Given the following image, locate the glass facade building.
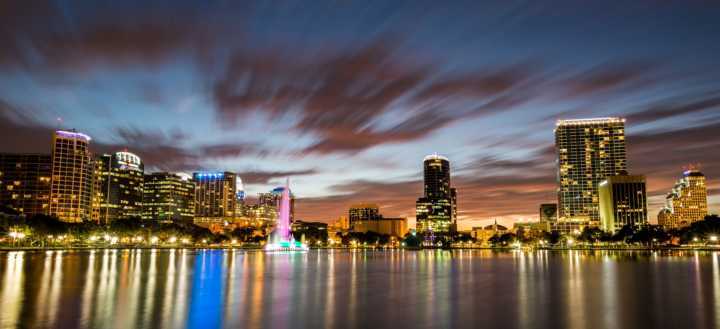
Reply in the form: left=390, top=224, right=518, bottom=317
left=555, top=118, right=627, bottom=225
left=49, top=130, right=94, bottom=222
left=142, top=172, right=195, bottom=224
left=416, top=154, right=455, bottom=237
left=93, top=152, right=144, bottom=224
left=193, top=171, right=237, bottom=222
left=0, top=153, right=52, bottom=216
left=599, top=174, right=647, bottom=233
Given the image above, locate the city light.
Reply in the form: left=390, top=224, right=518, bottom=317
left=169, top=236, right=178, bottom=243
left=710, top=236, right=718, bottom=242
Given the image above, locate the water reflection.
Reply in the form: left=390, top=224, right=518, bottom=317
left=1, top=250, right=720, bottom=328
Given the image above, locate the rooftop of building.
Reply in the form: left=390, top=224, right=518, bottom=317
left=55, top=130, right=92, bottom=141
left=423, top=153, right=449, bottom=162
left=555, top=117, right=625, bottom=126
left=349, top=203, right=379, bottom=209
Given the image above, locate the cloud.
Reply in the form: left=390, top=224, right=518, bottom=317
left=625, top=93, right=720, bottom=125
left=240, top=169, right=318, bottom=185
left=213, top=42, right=545, bottom=154
left=560, top=62, right=656, bottom=97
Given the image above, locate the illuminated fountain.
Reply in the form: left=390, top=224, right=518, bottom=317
left=264, top=180, right=308, bottom=251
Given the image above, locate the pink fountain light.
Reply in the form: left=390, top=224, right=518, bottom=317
left=265, top=179, right=308, bottom=251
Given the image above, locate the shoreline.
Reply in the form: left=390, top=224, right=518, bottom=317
left=2, top=246, right=720, bottom=252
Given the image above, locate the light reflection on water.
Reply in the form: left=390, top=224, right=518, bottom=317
left=1, top=250, right=720, bottom=328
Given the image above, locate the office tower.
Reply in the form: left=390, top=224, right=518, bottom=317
left=416, top=154, right=454, bottom=237
left=658, top=170, right=709, bottom=229
left=0, top=153, right=52, bottom=216
left=424, top=154, right=450, bottom=199
left=539, top=203, right=558, bottom=222
left=93, top=152, right=144, bottom=224
left=599, top=174, right=647, bottom=233
left=142, top=172, right=195, bottom=224
left=555, top=118, right=627, bottom=225
left=193, top=171, right=237, bottom=222
left=49, top=130, right=94, bottom=222
left=349, top=203, right=381, bottom=230
left=235, top=176, right=245, bottom=217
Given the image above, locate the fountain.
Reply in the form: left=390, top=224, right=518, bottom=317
left=264, top=180, right=308, bottom=251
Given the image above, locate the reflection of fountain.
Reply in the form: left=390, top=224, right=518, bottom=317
left=265, top=180, right=308, bottom=251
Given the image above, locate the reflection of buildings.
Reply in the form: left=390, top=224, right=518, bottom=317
left=193, top=172, right=237, bottom=223
left=416, top=154, right=455, bottom=237
left=94, top=152, right=145, bottom=224
left=555, top=118, right=627, bottom=226
left=50, top=130, right=95, bottom=222
left=599, top=174, right=647, bottom=233
left=0, top=153, right=52, bottom=216
left=539, top=204, right=557, bottom=222
left=142, top=172, right=195, bottom=224
left=348, top=203, right=407, bottom=237
left=658, top=170, right=708, bottom=229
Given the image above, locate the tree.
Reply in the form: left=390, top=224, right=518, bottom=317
left=402, top=233, right=421, bottom=248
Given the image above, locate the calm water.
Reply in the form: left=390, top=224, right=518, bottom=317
left=1, top=249, right=720, bottom=329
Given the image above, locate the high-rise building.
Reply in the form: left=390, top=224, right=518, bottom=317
left=193, top=171, right=237, bottom=223
left=49, top=130, right=94, bottom=222
left=142, top=172, right=195, bottom=224
left=94, top=152, right=144, bottom=224
left=416, top=154, right=454, bottom=237
left=259, top=187, right=296, bottom=221
left=539, top=203, right=558, bottom=222
left=658, top=170, right=708, bottom=229
left=599, top=174, right=647, bottom=233
left=349, top=203, right=381, bottom=230
left=555, top=118, right=627, bottom=225
left=0, top=153, right=52, bottom=216
left=424, top=154, right=451, bottom=199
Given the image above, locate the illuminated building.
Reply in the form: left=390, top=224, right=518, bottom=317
left=352, top=217, right=408, bottom=237
left=49, top=130, right=94, bottom=222
left=329, top=216, right=350, bottom=232
left=94, top=152, right=144, bottom=224
left=555, top=118, right=627, bottom=225
left=349, top=203, right=380, bottom=229
left=193, top=171, right=237, bottom=223
left=598, top=174, right=647, bottom=233
left=658, top=170, right=708, bottom=229
left=550, top=220, right=587, bottom=236
left=513, top=221, right=551, bottom=240
left=259, top=187, right=296, bottom=221
left=471, top=221, right=508, bottom=245
left=539, top=204, right=557, bottom=222
left=0, top=153, right=52, bottom=216
left=416, top=154, right=454, bottom=237
left=142, top=172, right=195, bottom=224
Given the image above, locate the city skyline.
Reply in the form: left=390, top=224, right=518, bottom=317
left=2, top=1, right=720, bottom=229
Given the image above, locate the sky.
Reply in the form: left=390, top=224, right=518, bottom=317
left=1, top=0, right=719, bottom=229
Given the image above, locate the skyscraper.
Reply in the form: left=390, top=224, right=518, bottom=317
left=599, top=174, right=647, bottom=233
left=49, top=130, right=94, bottom=222
left=0, top=153, right=52, bottom=216
left=555, top=118, right=627, bottom=225
left=142, top=172, right=195, bottom=224
left=416, top=154, right=454, bottom=238
left=658, top=170, right=708, bottom=229
left=193, top=171, right=237, bottom=223
left=94, top=151, right=144, bottom=224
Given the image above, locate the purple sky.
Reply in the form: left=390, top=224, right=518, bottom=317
left=1, top=0, right=719, bottom=229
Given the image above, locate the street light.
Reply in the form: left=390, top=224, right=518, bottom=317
left=710, top=235, right=718, bottom=242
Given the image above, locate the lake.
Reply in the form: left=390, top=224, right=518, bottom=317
left=1, top=249, right=719, bottom=329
